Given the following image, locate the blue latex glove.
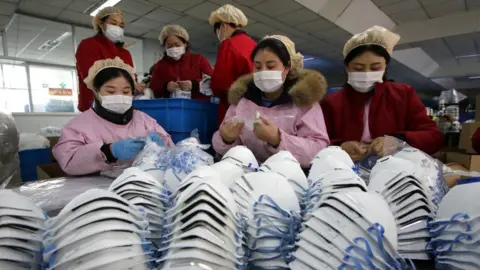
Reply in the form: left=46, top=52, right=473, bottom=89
left=111, top=139, right=146, bottom=160
left=148, top=132, right=164, bottom=146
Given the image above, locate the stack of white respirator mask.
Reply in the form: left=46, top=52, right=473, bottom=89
left=304, top=146, right=367, bottom=221
left=0, top=190, right=46, bottom=269
left=42, top=189, right=153, bottom=270
left=427, top=179, right=480, bottom=270
left=109, top=167, right=170, bottom=249
left=369, top=153, right=436, bottom=260
left=290, top=191, right=412, bottom=270
left=158, top=166, right=246, bottom=270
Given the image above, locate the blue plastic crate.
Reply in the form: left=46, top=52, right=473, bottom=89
left=19, top=148, right=52, bottom=182
left=134, top=99, right=219, bottom=144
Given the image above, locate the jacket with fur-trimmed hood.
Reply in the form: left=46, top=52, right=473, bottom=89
left=212, top=69, right=330, bottom=168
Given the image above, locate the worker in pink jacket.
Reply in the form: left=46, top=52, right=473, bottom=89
left=212, top=35, right=330, bottom=168
left=54, top=57, right=174, bottom=176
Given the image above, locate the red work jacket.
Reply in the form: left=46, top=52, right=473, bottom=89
left=76, top=34, right=134, bottom=112
left=321, top=81, right=444, bottom=155
left=210, top=30, right=257, bottom=125
left=149, top=50, right=213, bottom=102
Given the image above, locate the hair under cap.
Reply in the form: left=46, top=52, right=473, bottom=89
left=262, top=35, right=304, bottom=75
left=159, top=25, right=189, bottom=45
left=343, top=26, right=400, bottom=58
left=84, top=57, right=136, bottom=92
left=92, top=6, right=123, bottom=31
left=208, top=4, right=248, bottom=27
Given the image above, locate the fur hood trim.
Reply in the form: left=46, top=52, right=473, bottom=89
left=228, top=69, right=327, bottom=106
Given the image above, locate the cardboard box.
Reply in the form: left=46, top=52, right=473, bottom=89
left=46, top=136, right=60, bottom=162
left=446, top=152, right=480, bottom=171
left=459, top=122, right=480, bottom=153
left=37, top=163, right=67, bottom=180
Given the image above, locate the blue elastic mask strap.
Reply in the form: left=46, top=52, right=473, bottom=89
left=340, top=255, right=365, bottom=270
left=254, top=195, right=291, bottom=218
left=427, top=212, right=470, bottom=237
left=344, top=245, right=376, bottom=270
left=368, top=223, right=401, bottom=269
left=426, top=233, right=472, bottom=253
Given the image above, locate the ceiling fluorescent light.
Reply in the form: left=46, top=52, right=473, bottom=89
left=56, top=32, right=71, bottom=42
left=468, top=76, right=480, bottom=80
left=455, top=54, right=480, bottom=59
left=88, top=0, right=122, bottom=16
left=303, top=57, right=315, bottom=62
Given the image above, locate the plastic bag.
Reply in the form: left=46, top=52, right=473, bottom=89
left=19, top=133, right=49, bottom=151
left=0, top=112, right=19, bottom=187
left=134, top=88, right=154, bottom=100
left=439, top=89, right=466, bottom=104
left=100, top=163, right=132, bottom=179
left=163, top=130, right=214, bottom=191
left=382, top=136, right=449, bottom=211
left=133, top=136, right=170, bottom=183
left=171, top=90, right=191, bottom=99
left=230, top=112, right=296, bottom=131
left=14, top=176, right=113, bottom=215
left=40, top=126, right=61, bottom=137
left=199, top=74, right=213, bottom=96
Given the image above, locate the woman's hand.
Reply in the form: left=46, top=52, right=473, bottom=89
left=167, top=81, right=180, bottom=92
left=341, top=141, right=367, bottom=161
left=148, top=132, right=164, bottom=146
left=111, top=139, right=145, bottom=160
left=220, top=121, right=244, bottom=144
left=179, top=80, right=192, bottom=91
left=254, top=116, right=280, bottom=147
left=368, top=136, right=398, bottom=157
left=135, top=82, right=146, bottom=94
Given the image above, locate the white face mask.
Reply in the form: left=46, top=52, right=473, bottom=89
left=166, top=46, right=186, bottom=61
left=347, top=71, right=384, bottom=93
left=216, top=25, right=226, bottom=43
left=104, top=24, right=124, bottom=44
left=253, top=70, right=285, bottom=93
left=100, top=95, right=132, bottom=114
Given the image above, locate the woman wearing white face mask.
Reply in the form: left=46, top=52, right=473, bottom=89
left=322, top=26, right=443, bottom=161
left=212, top=35, right=330, bottom=168
left=53, top=58, right=174, bottom=176
left=149, top=25, right=213, bottom=102
left=76, top=7, right=146, bottom=113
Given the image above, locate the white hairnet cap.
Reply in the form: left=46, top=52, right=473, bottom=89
left=92, top=6, right=123, bottom=31
left=84, top=57, right=136, bottom=92
left=343, top=26, right=401, bottom=58
left=159, top=25, right=190, bottom=45
left=209, top=4, right=248, bottom=27
left=262, top=35, right=304, bottom=75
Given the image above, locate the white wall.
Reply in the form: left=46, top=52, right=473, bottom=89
left=12, top=113, right=77, bottom=133
left=142, top=38, right=163, bottom=75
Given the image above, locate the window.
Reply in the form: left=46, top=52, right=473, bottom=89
left=0, top=14, right=146, bottom=114
left=29, top=65, right=77, bottom=112
left=0, top=35, right=4, bottom=56
left=0, top=63, right=30, bottom=113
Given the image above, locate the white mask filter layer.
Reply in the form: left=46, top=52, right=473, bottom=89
left=348, top=71, right=384, bottom=93
left=254, top=70, right=285, bottom=93
left=166, top=47, right=186, bottom=61
left=100, top=95, right=133, bottom=114
left=104, top=24, right=125, bottom=44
